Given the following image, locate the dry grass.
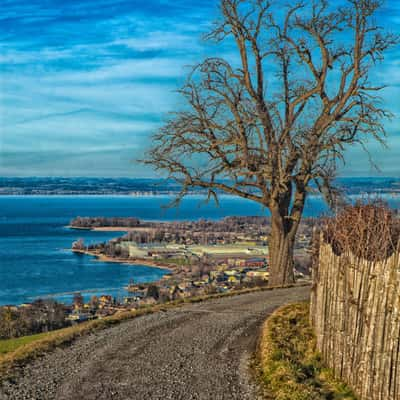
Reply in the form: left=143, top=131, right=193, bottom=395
left=0, top=282, right=309, bottom=380
left=258, top=303, right=357, bottom=400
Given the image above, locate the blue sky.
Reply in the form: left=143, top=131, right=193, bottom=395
left=0, top=0, right=399, bottom=177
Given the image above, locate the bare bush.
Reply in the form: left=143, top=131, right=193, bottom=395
left=323, top=200, right=400, bottom=261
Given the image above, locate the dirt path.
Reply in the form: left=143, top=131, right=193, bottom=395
left=0, top=286, right=310, bottom=400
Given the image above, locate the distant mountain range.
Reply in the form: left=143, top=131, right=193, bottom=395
left=0, top=177, right=399, bottom=196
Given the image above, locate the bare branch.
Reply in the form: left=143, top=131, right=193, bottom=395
left=143, top=0, right=398, bottom=284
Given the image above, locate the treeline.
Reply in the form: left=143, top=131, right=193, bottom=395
left=73, top=215, right=315, bottom=252
left=121, top=230, right=247, bottom=245
left=88, top=241, right=130, bottom=259
left=121, top=216, right=271, bottom=245
left=70, top=215, right=271, bottom=231
left=72, top=216, right=274, bottom=248
left=0, top=300, right=69, bottom=340
left=70, top=216, right=141, bottom=228
left=70, top=215, right=315, bottom=239
left=154, top=216, right=271, bottom=234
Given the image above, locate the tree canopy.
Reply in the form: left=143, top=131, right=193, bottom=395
left=145, top=0, right=398, bottom=285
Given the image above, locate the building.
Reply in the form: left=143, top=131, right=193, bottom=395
left=189, top=244, right=268, bottom=257
left=245, top=269, right=269, bottom=281
left=227, top=275, right=240, bottom=284
left=99, top=295, right=113, bottom=307
left=67, top=311, right=94, bottom=322
left=244, top=257, right=269, bottom=268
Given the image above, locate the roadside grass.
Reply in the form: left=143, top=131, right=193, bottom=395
left=258, top=302, right=357, bottom=400
left=0, top=282, right=309, bottom=380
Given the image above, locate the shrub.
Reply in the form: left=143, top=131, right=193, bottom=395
left=323, top=200, right=400, bottom=261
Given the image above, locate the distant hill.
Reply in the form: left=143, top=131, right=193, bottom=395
left=0, top=177, right=183, bottom=195
left=0, top=176, right=399, bottom=196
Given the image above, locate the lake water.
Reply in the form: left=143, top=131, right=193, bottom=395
left=1, top=194, right=399, bottom=305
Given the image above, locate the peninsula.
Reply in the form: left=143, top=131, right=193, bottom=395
left=69, top=215, right=312, bottom=317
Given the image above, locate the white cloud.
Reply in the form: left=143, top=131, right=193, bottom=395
left=113, top=31, right=201, bottom=52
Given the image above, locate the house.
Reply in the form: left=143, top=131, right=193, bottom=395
left=170, top=285, right=188, bottom=300
left=244, top=257, right=268, bottom=268
left=123, top=296, right=141, bottom=304
left=246, top=269, right=269, bottom=281
left=224, top=269, right=239, bottom=276
left=227, top=275, right=240, bottom=284
left=67, top=311, right=94, bottom=322
left=122, top=243, right=148, bottom=258
left=210, top=270, right=224, bottom=280
left=99, top=295, right=113, bottom=307
left=216, top=285, right=229, bottom=293
left=193, top=280, right=208, bottom=287
left=178, top=281, right=193, bottom=291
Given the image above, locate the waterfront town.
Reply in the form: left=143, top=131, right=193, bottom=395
left=68, top=216, right=312, bottom=319
left=0, top=216, right=312, bottom=339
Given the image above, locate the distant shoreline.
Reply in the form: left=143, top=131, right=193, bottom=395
left=67, top=225, right=155, bottom=232
left=68, top=225, right=129, bottom=232
left=0, top=192, right=212, bottom=197
left=72, top=249, right=174, bottom=273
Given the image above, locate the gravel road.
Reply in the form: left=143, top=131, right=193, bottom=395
left=0, top=286, right=310, bottom=400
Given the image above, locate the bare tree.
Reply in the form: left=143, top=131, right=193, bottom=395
left=145, top=0, right=398, bottom=285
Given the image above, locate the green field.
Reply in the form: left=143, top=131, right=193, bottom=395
left=0, top=332, right=51, bottom=355
left=159, top=257, right=191, bottom=266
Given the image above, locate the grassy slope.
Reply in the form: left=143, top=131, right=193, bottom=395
left=258, top=303, right=357, bottom=400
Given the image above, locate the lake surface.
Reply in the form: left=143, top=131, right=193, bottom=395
left=1, top=194, right=399, bottom=305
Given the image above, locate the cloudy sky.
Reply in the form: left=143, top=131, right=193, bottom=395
left=0, top=0, right=399, bottom=177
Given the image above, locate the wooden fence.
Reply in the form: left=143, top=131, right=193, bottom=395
left=310, top=235, right=400, bottom=400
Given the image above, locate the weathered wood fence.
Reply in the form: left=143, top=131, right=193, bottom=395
left=310, top=235, right=400, bottom=400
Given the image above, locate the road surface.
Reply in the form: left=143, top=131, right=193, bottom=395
left=0, top=286, right=310, bottom=400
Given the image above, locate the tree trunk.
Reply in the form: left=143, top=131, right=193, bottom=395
left=268, top=212, right=296, bottom=286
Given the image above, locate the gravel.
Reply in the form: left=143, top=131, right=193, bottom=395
left=0, top=286, right=310, bottom=400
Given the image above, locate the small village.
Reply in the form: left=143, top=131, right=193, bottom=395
left=68, top=216, right=312, bottom=322
left=67, top=254, right=273, bottom=323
